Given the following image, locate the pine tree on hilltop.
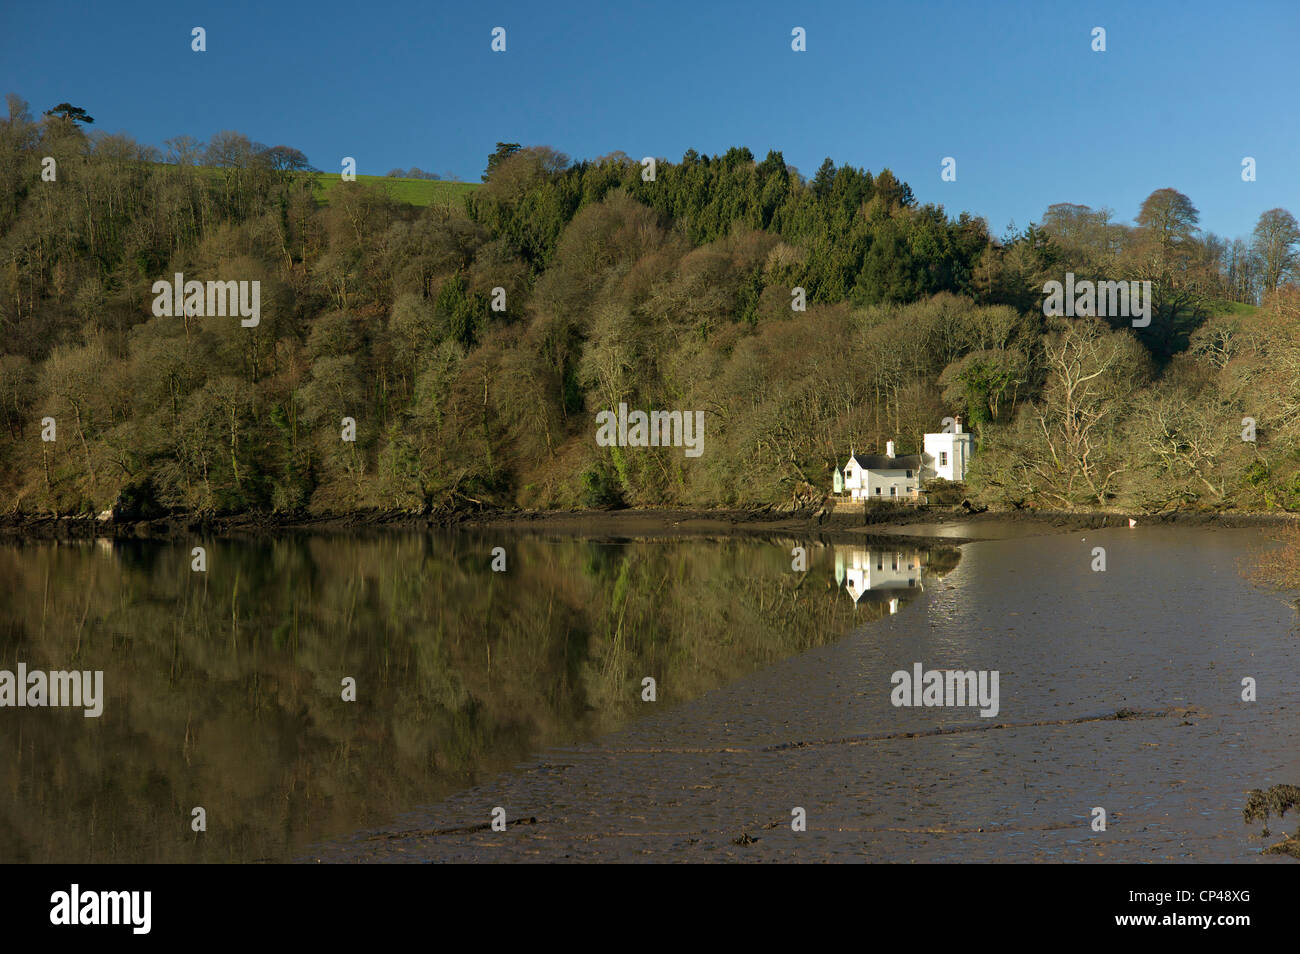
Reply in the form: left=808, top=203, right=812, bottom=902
left=44, top=103, right=94, bottom=125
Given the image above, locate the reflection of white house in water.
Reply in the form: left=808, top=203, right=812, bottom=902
left=834, top=546, right=925, bottom=612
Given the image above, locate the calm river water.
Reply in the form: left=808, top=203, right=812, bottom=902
left=1, top=526, right=1295, bottom=862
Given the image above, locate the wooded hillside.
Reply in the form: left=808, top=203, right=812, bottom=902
left=2, top=97, right=1298, bottom=516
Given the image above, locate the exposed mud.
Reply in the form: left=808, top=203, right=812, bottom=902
left=305, top=527, right=1300, bottom=863
left=1243, top=784, right=1300, bottom=857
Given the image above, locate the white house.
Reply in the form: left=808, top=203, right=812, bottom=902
left=834, top=418, right=975, bottom=499
left=922, top=416, right=975, bottom=483
left=836, top=441, right=922, bottom=500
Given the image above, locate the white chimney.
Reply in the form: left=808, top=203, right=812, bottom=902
left=954, top=416, right=963, bottom=434
left=886, top=440, right=895, bottom=458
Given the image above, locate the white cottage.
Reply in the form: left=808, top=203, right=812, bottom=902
left=837, top=441, right=922, bottom=500
left=834, top=418, right=976, bottom=500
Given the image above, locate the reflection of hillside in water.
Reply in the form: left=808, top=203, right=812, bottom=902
left=0, top=533, right=959, bottom=863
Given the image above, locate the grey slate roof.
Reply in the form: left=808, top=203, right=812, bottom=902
left=849, top=453, right=923, bottom=471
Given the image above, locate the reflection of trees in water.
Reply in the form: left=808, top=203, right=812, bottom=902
left=0, top=534, right=958, bottom=862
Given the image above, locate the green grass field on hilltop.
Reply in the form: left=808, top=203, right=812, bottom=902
left=1204, top=298, right=1259, bottom=318
left=311, top=173, right=478, bottom=207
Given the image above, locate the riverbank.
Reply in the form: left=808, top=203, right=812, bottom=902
left=2, top=505, right=1296, bottom=545
left=458, top=505, right=1298, bottom=544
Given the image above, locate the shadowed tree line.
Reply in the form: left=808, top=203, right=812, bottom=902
left=1, top=95, right=1298, bottom=516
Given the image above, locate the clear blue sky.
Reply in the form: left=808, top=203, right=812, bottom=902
left=3, top=0, right=1297, bottom=241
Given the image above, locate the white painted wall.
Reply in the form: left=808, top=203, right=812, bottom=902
left=843, top=457, right=919, bottom=498
left=923, top=432, right=975, bottom=482
left=843, top=459, right=865, bottom=494
left=864, top=468, right=917, bottom=499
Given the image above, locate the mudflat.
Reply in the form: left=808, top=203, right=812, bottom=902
left=308, top=526, right=1300, bottom=863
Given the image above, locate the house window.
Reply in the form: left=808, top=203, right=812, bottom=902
left=875, top=487, right=881, bottom=495
left=940, top=451, right=948, bottom=467
left=906, top=470, right=912, bottom=478
left=890, top=486, right=897, bottom=496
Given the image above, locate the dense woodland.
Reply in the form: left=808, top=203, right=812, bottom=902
left=3, top=94, right=1300, bottom=516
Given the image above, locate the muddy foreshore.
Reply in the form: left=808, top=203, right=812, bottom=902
left=1, top=504, right=1296, bottom=546
left=300, top=524, right=1300, bottom=863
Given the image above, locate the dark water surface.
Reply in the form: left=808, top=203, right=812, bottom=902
left=3, top=527, right=1296, bottom=863
left=0, top=533, right=941, bottom=862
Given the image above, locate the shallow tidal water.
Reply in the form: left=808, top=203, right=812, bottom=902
left=1, top=526, right=1296, bottom=863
